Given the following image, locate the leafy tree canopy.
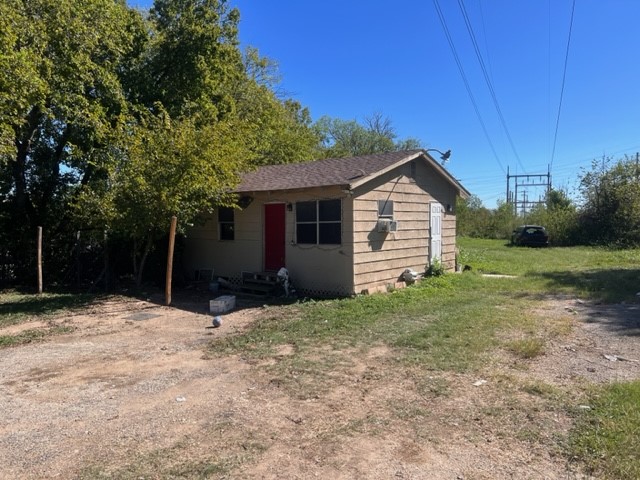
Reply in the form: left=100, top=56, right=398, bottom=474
left=314, top=112, right=423, bottom=158
left=0, top=0, right=323, bottom=285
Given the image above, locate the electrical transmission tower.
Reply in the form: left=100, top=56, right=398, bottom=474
left=506, top=166, right=552, bottom=216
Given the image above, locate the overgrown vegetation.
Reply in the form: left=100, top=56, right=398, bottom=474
left=571, top=381, right=640, bottom=480
left=457, top=155, right=640, bottom=247
left=210, top=238, right=640, bottom=476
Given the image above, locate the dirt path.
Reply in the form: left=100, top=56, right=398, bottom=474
left=1, top=295, right=638, bottom=479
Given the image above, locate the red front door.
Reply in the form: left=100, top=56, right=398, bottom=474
left=264, top=203, right=286, bottom=271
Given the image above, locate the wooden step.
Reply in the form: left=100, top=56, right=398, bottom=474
left=240, top=271, right=279, bottom=296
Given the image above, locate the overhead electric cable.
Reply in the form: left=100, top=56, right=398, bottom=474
left=477, top=0, right=493, bottom=80
left=457, top=0, right=527, bottom=173
left=550, top=0, right=576, bottom=170
left=432, top=0, right=506, bottom=174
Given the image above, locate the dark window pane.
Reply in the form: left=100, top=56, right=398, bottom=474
left=319, top=222, right=341, bottom=244
left=297, top=223, right=317, bottom=244
left=378, top=200, right=393, bottom=217
left=220, top=223, right=234, bottom=241
left=296, top=201, right=317, bottom=222
left=319, top=199, right=341, bottom=221
left=219, top=207, right=234, bottom=222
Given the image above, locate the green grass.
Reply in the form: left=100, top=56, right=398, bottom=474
left=0, top=290, right=97, bottom=347
left=0, top=290, right=97, bottom=328
left=570, top=381, right=640, bottom=479
left=507, top=337, right=546, bottom=359
left=215, top=239, right=639, bottom=372
left=0, top=326, right=75, bottom=347
left=211, top=238, right=640, bottom=475
left=458, top=237, right=640, bottom=302
left=215, top=274, right=525, bottom=372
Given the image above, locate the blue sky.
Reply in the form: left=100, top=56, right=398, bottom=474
left=129, top=1, right=640, bottom=208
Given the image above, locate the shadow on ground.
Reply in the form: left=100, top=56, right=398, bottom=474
left=578, top=302, right=640, bottom=337
left=528, top=268, right=640, bottom=337
left=530, top=268, right=640, bottom=303
left=0, top=291, right=101, bottom=325
left=143, top=286, right=295, bottom=317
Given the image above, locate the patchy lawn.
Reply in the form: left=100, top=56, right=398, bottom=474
left=1, top=240, right=639, bottom=479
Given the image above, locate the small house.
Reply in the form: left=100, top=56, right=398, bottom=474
left=183, top=149, right=470, bottom=296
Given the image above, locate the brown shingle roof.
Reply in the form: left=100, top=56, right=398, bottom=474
left=236, top=150, right=424, bottom=192
left=235, top=149, right=470, bottom=198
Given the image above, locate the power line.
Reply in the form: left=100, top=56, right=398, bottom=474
left=432, top=0, right=506, bottom=174
left=550, top=0, right=576, bottom=170
left=457, top=0, right=526, bottom=173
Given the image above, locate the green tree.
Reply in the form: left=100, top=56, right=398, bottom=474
left=0, top=0, right=145, bottom=279
left=526, top=188, right=578, bottom=246
left=76, top=108, right=251, bottom=286
left=456, top=196, right=516, bottom=240
left=74, top=0, right=321, bottom=286
left=132, top=0, right=243, bottom=119
left=578, top=155, right=640, bottom=246
left=489, top=200, right=517, bottom=239
left=233, top=48, right=320, bottom=165
left=315, top=113, right=422, bottom=158
left=456, top=195, right=490, bottom=237
left=1, top=0, right=323, bottom=287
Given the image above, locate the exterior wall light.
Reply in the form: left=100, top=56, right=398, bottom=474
left=425, top=148, right=452, bottom=166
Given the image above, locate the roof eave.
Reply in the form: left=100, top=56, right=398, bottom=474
left=234, top=183, right=352, bottom=195
left=349, top=150, right=470, bottom=198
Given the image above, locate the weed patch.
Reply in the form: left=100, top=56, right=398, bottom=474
left=0, top=325, right=74, bottom=348
left=0, top=291, right=97, bottom=328
left=508, top=337, right=546, bottom=359
left=570, top=381, right=640, bottom=479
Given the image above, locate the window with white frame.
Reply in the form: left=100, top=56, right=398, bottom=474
left=296, top=199, right=341, bottom=245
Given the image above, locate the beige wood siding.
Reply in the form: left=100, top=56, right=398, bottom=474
left=184, top=158, right=461, bottom=297
left=182, top=205, right=263, bottom=278
left=183, top=186, right=354, bottom=296
left=351, top=161, right=458, bottom=294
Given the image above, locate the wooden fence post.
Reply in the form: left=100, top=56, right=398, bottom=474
left=37, top=226, right=43, bottom=294
left=104, top=230, right=109, bottom=292
left=165, top=216, right=178, bottom=306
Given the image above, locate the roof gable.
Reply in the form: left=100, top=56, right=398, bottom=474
left=236, top=150, right=469, bottom=197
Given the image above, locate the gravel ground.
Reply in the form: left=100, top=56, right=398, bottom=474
left=1, top=294, right=639, bottom=479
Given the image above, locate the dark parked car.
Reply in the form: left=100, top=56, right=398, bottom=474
left=511, top=225, right=549, bottom=247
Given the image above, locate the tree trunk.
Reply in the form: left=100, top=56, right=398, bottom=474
left=11, top=106, right=42, bottom=217
left=135, top=235, right=154, bottom=288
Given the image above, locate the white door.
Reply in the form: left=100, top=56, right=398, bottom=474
left=429, top=203, right=442, bottom=265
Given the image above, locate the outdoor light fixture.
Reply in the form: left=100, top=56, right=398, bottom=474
left=425, top=148, right=452, bottom=166
left=237, top=195, right=253, bottom=209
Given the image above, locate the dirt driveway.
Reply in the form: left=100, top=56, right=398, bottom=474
left=1, top=294, right=639, bottom=479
